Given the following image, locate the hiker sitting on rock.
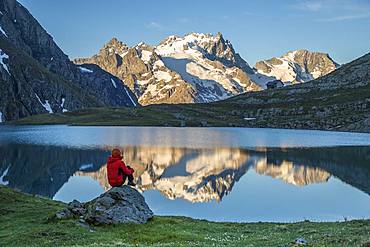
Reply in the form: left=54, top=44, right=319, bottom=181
left=107, top=148, right=136, bottom=187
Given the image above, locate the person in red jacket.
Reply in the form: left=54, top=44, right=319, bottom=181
left=107, top=148, right=136, bottom=187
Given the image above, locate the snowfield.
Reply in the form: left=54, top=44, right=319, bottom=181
left=110, top=78, right=117, bottom=88
left=35, top=94, right=53, bottom=114
left=0, top=49, right=10, bottom=75
left=0, top=25, right=8, bottom=37
left=0, top=166, right=10, bottom=185
left=124, top=87, right=137, bottom=107
left=78, top=66, right=93, bottom=73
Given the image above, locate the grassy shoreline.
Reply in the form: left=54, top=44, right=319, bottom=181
left=8, top=83, right=370, bottom=133
left=1, top=186, right=370, bottom=246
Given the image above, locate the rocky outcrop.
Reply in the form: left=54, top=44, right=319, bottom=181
left=0, top=0, right=138, bottom=121
left=56, top=186, right=153, bottom=225
left=255, top=49, right=339, bottom=84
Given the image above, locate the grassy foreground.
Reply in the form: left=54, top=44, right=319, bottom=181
left=1, top=186, right=370, bottom=246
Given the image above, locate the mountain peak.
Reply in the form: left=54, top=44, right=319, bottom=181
left=100, top=37, right=129, bottom=55
left=104, top=37, right=127, bottom=48
left=255, top=49, right=339, bottom=84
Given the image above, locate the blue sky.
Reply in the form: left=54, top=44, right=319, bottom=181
left=19, top=0, right=370, bottom=65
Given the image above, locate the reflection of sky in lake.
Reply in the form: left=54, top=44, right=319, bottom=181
left=145, top=171, right=370, bottom=223
left=53, top=176, right=104, bottom=203
left=1, top=125, right=370, bottom=222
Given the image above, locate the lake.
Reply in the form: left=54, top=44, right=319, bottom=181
left=1, top=125, right=370, bottom=222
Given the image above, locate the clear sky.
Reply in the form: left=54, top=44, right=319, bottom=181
left=19, top=0, right=370, bottom=65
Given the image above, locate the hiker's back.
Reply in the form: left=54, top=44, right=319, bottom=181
left=107, top=157, right=123, bottom=187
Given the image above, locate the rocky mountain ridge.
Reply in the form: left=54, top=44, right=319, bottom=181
left=75, top=33, right=265, bottom=105
left=0, top=0, right=138, bottom=121
left=255, top=49, right=339, bottom=84
left=75, top=34, right=339, bottom=106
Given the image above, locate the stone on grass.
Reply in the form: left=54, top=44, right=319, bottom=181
left=295, top=237, right=307, bottom=245
left=84, top=186, right=153, bottom=225
left=55, top=208, right=73, bottom=220
left=55, top=186, right=153, bottom=225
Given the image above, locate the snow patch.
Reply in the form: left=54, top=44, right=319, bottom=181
left=61, top=98, right=65, bottom=108
left=0, top=166, right=10, bottom=185
left=154, top=70, right=173, bottom=82
left=78, top=66, right=93, bottom=73
left=0, top=25, right=8, bottom=37
left=0, top=49, right=10, bottom=75
left=124, top=87, right=137, bottom=107
left=244, top=117, right=256, bottom=121
left=120, top=51, right=128, bottom=58
left=111, top=78, right=117, bottom=88
left=0, top=111, right=3, bottom=123
left=249, top=72, right=274, bottom=89
left=141, top=50, right=152, bottom=63
left=153, top=60, right=165, bottom=69
left=60, top=97, right=68, bottom=113
left=35, top=93, right=53, bottom=113
left=79, top=163, right=93, bottom=171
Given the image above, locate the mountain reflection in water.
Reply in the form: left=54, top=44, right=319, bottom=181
left=1, top=144, right=370, bottom=203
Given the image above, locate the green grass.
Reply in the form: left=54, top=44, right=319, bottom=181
left=1, top=186, right=370, bottom=246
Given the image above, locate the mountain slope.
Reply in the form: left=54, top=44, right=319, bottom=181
left=255, top=50, right=339, bottom=84
left=0, top=0, right=137, bottom=121
left=75, top=33, right=263, bottom=105
left=18, top=52, right=370, bottom=133
left=75, top=34, right=340, bottom=106
left=75, top=39, right=197, bottom=105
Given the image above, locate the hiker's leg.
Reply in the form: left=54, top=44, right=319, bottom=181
left=127, top=174, right=134, bottom=184
left=122, top=174, right=127, bottom=185
left=126, top=174, right=136, bottom=186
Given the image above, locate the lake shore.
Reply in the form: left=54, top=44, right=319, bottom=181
left=1, top=185, right=369, bottom=246
left=6, top=72, right=370, bottom=134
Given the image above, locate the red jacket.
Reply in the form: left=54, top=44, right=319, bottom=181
left=107, top=156, right=134, bottom=187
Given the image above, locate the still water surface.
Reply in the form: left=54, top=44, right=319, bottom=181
left=1, top=125, right=370, bottom=222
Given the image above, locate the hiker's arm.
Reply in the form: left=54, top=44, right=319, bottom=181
left=120, top=161, right=134, bottom=175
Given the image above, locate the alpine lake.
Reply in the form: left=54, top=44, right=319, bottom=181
left=1, top=125, right=370, bottom=222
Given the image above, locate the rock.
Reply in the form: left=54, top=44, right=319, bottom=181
left=295, top=237, right=307, bottom=245
left=55, top=208, right=73, bottom=220
left=84, top=186, right=153, bottom=225
left=68, top=199, right=86, bottom=216
left=55, top=186, right=153, bottom=225
left=68, top=199, right=83, bottom=209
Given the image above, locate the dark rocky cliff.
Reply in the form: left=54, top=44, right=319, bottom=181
left=0, top=0, right=138, bottom=121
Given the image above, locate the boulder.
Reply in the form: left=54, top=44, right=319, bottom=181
left=55, top=186, right=153, bottom=225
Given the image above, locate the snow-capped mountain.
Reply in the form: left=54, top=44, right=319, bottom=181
left=75, top=33, right=264, bottom=105
left=76, top=35, right=339, bottom=105
left=76, top=38, right=198, bottom=105
left=255, top=50, right=339, bottom=84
